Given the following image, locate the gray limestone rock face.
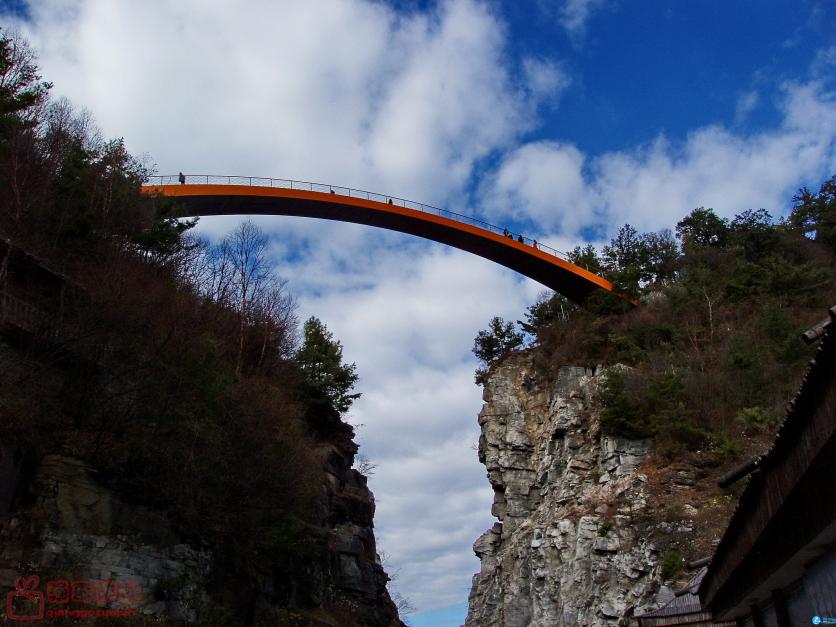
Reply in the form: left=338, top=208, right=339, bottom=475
left=466, top=356, right=663, bottom=626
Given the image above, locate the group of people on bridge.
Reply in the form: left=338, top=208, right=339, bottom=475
left=503, top=228, right=538, bottom=250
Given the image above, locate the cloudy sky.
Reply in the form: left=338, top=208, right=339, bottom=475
left=4, top=0, right=835, bottom=624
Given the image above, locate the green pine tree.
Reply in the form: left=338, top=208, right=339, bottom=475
left=296, top=317, right=360, bottom=414
left=472, top=316, right=524, bottom=384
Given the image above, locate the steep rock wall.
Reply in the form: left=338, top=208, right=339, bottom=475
left=0, top=443, right=400, bottom=626
left=466, top=354, right=667, bottom=626
left=0, top=337, right=402, bottom=626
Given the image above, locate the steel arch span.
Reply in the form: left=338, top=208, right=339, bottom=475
left=141, top=175, right=619, bottom=303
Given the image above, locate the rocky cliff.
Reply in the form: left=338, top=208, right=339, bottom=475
left=466, top=354, right=671, bottom=626
left=0, top=440, right=400, bottom=626
left=0, top=336, right=402, bottom=626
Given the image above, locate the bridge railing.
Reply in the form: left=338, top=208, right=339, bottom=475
left=144, top=174, right=590, bottom=270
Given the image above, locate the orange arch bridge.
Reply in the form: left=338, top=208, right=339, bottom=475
left=141, top=175, right=615, bottom=303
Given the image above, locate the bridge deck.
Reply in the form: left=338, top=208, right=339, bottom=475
left=141, top=177, right=615, bottom=303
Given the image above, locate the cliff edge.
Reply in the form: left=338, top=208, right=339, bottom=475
left=466, top=354, right=666, bottom=626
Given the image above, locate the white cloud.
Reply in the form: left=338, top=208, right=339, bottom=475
left=538, top=0, right=609, bottom=41
left=365, top=0, right=530, bottom=200
left=522, top=57, right=571, bottom=103
left=560, top=0, right=607, bottom=37
left=595, top=82, right=836, bottom=230
left=735, top=90, right=759, bottom=124
left=485, top=80, right=836, bottom=237
left=481, top=140, right=593, bottom=234
left=10, top=0, right=541, bottom=205
left=812, top=43, right=836, bottom=77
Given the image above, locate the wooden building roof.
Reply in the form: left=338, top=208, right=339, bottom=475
left=698, top=305, right=836, bottom=619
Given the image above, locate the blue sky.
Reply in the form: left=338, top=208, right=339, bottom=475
left=4, top=1, right=834, bottom=625
left=518, top=1, right=832, bottom=151
left=511, top=1, right=831, bottom=147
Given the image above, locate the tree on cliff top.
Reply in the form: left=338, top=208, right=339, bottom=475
left=0, top=29, right=161, bottom=253
left=790, top=174, right=836, bottom=254
left=0, top=30, right=50, bottom=133
left=675, top=207, right=729, bottom=251
left=296, top=316, right=360, bottom=415
left=473, top=316, right=524, bottom=384
left=0, top=30, right=50, bottom=223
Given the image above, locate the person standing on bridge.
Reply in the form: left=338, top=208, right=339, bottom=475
left=178, top=172, right=185, bottom=185
left=517, top=235, right=524, bottom=243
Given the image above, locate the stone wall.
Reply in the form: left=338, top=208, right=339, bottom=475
left=466, top=355, right=669, bottom=626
